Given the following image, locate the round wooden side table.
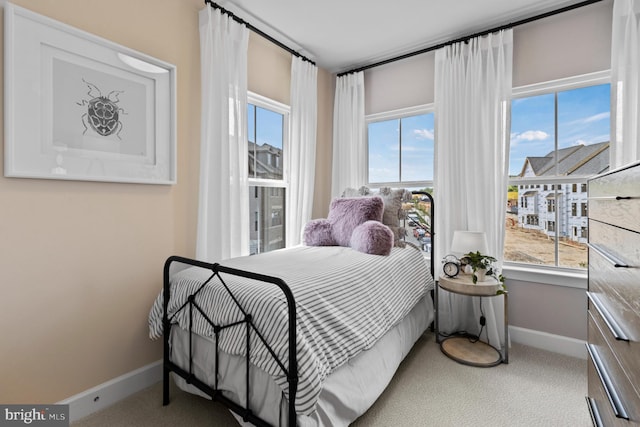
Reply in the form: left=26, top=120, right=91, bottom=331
left=435, top=273, right=508, bottom=367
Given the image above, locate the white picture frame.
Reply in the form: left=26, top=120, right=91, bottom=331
left=4, top=3, right=177, bottom=184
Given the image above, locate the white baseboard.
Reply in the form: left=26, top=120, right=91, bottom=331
left=58, top=359, right=162, bottom=423
left=58, top=327, right=585, bottom=422
left=509, top=326, right=586, bottom=359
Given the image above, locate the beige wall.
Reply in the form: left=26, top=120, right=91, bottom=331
left=365, top=53, right=435, bottom=115
left=513, top=0, right=612, bottom=87
left=364, top=0, right=612, bottom=114
left=0, top=0, right=333, bottom=404
left=507, top=279, right=587, bottom=339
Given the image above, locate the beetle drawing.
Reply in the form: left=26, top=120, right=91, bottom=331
left=77, top=78, right=126, bottom=139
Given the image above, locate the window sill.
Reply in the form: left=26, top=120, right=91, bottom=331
left=502, top=264, right=587, bottom=289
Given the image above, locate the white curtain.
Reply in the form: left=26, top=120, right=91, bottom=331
left=611, top=0, right=640, bottom=169
left=434, top=30, right=513, bottom=348
left=331, top=72, right=366, bottom=197
left=196, top=7, right=250, bottom=262
left=286, top=57, right=318, bottom=246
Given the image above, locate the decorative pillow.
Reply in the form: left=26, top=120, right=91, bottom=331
left=327, top=196, right=384, bottom=247
left=341, top=186, right=372, bottom=197
left=350, top=220, right=394, bottom=256
left=377, top=187, right=405, bottom=225
left=377, top=187, right=412, bottom=247
left=303, top=219, right=335, bottom=246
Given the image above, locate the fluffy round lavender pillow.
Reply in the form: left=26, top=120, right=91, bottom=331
left=303, top=218, right=336, bottom=246
left=349, top=220, right=394, bottom=256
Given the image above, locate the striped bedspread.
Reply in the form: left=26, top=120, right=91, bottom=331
left=148, top=244, right=433, bottom=415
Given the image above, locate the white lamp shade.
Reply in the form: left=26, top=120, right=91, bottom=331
left=450, top=230, right=489, bottom=256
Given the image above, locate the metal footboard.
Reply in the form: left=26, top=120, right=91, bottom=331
left=161, top=255, right=297, bottom=427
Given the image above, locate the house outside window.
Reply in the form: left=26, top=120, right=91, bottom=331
left=247, top=92, right=289, bottom=255
left=505, top=74, right=610, bottom=269
left=366, top=105, right=435, bottom=253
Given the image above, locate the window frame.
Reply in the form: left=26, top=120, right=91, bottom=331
left=365, top=104, right=435, bottom=190
left=247, top=91, right=290, bottom=188
left=247, top=91, right=290, bottom=255
left=504, top=70, right=610, bottom=288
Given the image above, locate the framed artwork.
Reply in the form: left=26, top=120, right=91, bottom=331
left=4, top=3, right=177, bottom=184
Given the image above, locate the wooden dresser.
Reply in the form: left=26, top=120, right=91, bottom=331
left=586, top=161, right=640, bottom=426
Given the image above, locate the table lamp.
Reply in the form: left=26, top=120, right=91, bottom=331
left=450, top=230, right=489, bottom=257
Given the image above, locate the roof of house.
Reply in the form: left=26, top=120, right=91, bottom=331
left=518, top=141, right=610, bottom=178
left=248, top=141, right=282, bottom=178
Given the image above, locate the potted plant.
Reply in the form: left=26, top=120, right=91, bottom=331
left=463, top=251, right=506, bottom=293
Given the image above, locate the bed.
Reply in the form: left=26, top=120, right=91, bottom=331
left=148, top=191, right=435, bottom=426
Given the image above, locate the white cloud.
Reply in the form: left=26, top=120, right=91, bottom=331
left=414, top=128, right=434, bottom=140
left=511, top=130, right=550, bottom=145
left=519, top=130, right=549, bottom=141
left=565, top=112, right=610, bottom=127
left=583, top=112, right=610, bottom=123
left=402, top=145, right=429, bottom=153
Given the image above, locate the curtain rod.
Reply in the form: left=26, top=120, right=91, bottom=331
left=204, top=0, right=316, bottom=66
left=337, top=0, right=603, bottom=77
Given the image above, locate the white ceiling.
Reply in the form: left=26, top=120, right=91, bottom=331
left=217, top=0, right=591, bottom=73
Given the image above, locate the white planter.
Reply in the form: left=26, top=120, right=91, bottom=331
left=474, top=268, right=487, bottom=282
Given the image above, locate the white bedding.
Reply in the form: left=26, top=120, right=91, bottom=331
left=149, top=244, right=433, bottom=417
left=170, top=293, right=434, bottom=427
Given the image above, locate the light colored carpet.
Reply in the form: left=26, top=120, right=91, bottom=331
left=72, top=332, right=590, bottom=426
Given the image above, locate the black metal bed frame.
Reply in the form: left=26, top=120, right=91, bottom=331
left=161, top=191, right=434, bottom=427
left=162, top=257, right=298, bottom=426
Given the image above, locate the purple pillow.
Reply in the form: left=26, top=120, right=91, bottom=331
left=350, top=220, right=394, bottom=256
left=327, top=196, right=384, bottom=247
left=303, top=219, right=335, bottom=246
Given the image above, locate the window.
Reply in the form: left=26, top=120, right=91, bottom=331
left=581, top=203, right=588, bottom=217
left=367, top=106, right=434, bottom=186
left=505, top=74, right=610, bottom=270
left=366, top=105, right=435, bottom=254
left=247, top=93, right=289, bottom=255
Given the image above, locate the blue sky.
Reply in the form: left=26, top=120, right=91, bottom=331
left=248, top=104, right=283, bottom=150
left=368, top=113, right=435, bottom=183
left=250, top=83, right=610, bottom=182
left=366, top=83, right=610, bottom=180
left=509, top=83, right=610, bottom=175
